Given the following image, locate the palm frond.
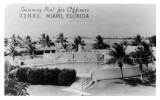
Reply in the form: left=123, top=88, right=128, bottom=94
left=72, top=36, right=85, bottom=51
left=92, top=35, right=110, bottom=49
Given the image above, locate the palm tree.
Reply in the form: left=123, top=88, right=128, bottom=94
left=25, top=36, right=36, bottom=58
left=39, top=34, right=54, bottom=54
left=46, top=35, right=55, bottom=53
left=149, top=35, right=156, bottom=47
left=72, top=36, right=85, bottom=52
left=17, top=35, right=25, bottom=48
left=8, top=46, right=18, bottom=61
left=109, top=43, right=133, bottom=83
left=10, top=34, right=19, bottom=47
left=25, top=36, right=31, bottom=43
left=15, top=35, right=36, bottom=58
left=140, top=42, right=155, bottom=68
left=56, top=33, right=68, bottom=49
left=4, top=38, right=8, bottom=47
left=130, top=48, right=144, bottom=81
left=7, top=34, right=20, bottom=60
left=120, top=40, right=128, bottom=46
left=46, top=35, right=54, bottom=47
left=132, top=34, right=143, bottom=46
left=130, top=42, right=155, bottom=81
left=63, top=43, right=70, bottom=52
left=92, top=35, right=110, bottom=49
left=39, top=33, right=46, bottom=52
left=26, top=44, right=36, bottom=59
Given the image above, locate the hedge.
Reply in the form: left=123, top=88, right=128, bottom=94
left=59, top=69, right=76, bottom=86
left=14, top=67, right=76, bottom=86
left=16, top=67, right=30, bottom=82
left=27, top=68, right=45, bottom=84
left=43, top=68, right=61, bottom=85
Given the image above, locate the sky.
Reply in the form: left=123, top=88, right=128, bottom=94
left=5, top=4, right=156, bottom=38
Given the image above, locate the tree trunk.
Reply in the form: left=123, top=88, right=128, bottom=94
left=44, top=47, right=45, bottom=54
left=61, top=43, right=64, bottom=50
left=120, top=67, right=124, bottom=83
left=118, top=61, right=125, bottom=84
left=140, top=71, right=144, bottom=82
left=33, top=50, right=35, bottom=57
left=50, top=47, right=51, bottom=54
left=31, top=51, right=34, bottom=59
left=139, top=63, right=144, bottom=82
left=13, top=56, right=15, bottom=61
left=146, top=64, right=148, bottom=70
left=76, top=45, right=78, bottom=52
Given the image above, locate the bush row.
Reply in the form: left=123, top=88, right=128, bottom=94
left=9, top=67, right=76, bottom=86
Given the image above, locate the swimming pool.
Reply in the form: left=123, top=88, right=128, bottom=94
left=32, top=62, right=103, bottom=76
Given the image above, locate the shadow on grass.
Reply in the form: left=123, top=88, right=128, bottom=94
left=114, top=77, right=156, bottom=87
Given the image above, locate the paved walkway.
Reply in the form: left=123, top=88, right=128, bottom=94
left=27, top=77, right=92, bottom=96
left=63, top=88, right=91, bottom=96
left=27, top=85, right=76, bottom=96
left=62, top=77, right=92, bottom=96
left=71, top=77, right=87, bottom=90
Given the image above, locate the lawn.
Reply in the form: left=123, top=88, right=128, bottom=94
left=27, top=85, right=76, bottom=96
left=85, top=78, right=156, bottom=96
left=26, top=77, right=155, bottom=96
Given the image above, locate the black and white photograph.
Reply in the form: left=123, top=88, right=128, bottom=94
left=4, top=4, right=156, bottom=96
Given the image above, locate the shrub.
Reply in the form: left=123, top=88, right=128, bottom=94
left=27, top=68, right=45, bottom=84
left=58, top=69, right=76, bottom=86
left=4, top=77, right=28, bottom=96
left=43, top=68, right=51, bottom=84
left=143, top=69, right=156, bottom=83
left=14, top=67, right=76, bottom=86
left=4, top=60, right=19, bottom=75
left=8, top=69, right=18, bottom=79
left=43, top=68, right=61, bottom=85
left=16, top=67, right=30, bottom=82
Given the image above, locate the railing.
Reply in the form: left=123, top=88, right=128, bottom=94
left=81, top=76, right=92, bottom=90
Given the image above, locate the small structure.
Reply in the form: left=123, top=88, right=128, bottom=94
left=34, top=45, right=56, bottom=55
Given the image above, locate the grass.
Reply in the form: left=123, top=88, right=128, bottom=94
left=85, top=77, right=156, bottom=96
left=27, top=85, right=76, bottom=96
left=26, top=77, right=155, bottom=96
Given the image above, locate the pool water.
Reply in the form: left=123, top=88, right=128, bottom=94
left=33, top=62, right=103, bottom=75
